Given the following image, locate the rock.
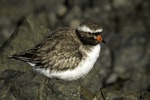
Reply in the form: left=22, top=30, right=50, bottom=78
left=0, top=0, right=36, bottom=47
left=0, top=15, right=50, bottom=72
left=0, top=69, right=81, bottom=100
left=70, top=19, right=80, bottom=28
left=56, top=5, right=67, bottom=18
left=100, top=88, right=150, bottom=100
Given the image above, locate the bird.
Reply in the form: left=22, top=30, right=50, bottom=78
left=11, top=20, right=105, bottom=81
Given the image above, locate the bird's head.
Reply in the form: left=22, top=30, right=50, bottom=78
left=76, top=20, right=105, bottom=45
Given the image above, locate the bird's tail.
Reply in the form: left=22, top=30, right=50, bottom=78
left=10, top=49, right=35, bottom=62
left=10, top=53, right=30, bottom=62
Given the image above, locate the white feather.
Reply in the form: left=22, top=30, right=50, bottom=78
left=27, top=62, right=36, bottom=66
left=34, top=44, right=101, bottom=81
left=77, top=25, right=103, bottom=33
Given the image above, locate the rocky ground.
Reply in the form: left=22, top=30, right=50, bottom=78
left=0, top=0, right=150, bottom=100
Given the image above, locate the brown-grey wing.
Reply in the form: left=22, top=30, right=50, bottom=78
left=34, top=37, right=83, bottom=71
left=12, top=28, right=83, bottom=71
left=11, top=33, right=59, bottom=64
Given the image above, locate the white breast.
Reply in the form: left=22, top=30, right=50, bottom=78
left=35, top=44, right=101, bottom=81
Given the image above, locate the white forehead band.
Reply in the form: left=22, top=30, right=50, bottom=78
left=77, top=25, right=103, bottom=33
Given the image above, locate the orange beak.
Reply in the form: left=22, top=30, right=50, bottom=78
left=96, top=35, right=103, bottom=42
left=96, top=35, right=106, bottom=44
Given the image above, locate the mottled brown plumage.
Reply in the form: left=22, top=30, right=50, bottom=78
left=12, top=20, right=105, bottom=80
left=12, top=28, right=84, bottom=71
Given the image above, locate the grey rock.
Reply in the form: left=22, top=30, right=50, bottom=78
left=0, top=0, right=33, bottom=47
left=100, top=88, right=150, bottom=100
left=0, top=15, right=50, bottom=72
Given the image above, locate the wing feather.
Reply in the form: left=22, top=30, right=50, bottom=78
left=12, top=28, right=83, bottom=71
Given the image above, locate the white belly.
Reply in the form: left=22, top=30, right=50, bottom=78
left=35, top=44, right=101, bottom=81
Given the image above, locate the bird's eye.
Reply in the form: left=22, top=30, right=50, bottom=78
left=94, top=32, right=101, bottom=36
left=88, top=32, right=92, bottom=35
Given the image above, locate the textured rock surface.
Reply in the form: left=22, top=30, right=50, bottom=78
left=0, top=0, right=150, bottom=100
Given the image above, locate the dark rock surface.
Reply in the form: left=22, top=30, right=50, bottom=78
left=0, top=0, right=150, bottom=100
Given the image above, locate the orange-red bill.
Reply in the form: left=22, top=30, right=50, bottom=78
left=96, top=35, right=103, bottom=42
